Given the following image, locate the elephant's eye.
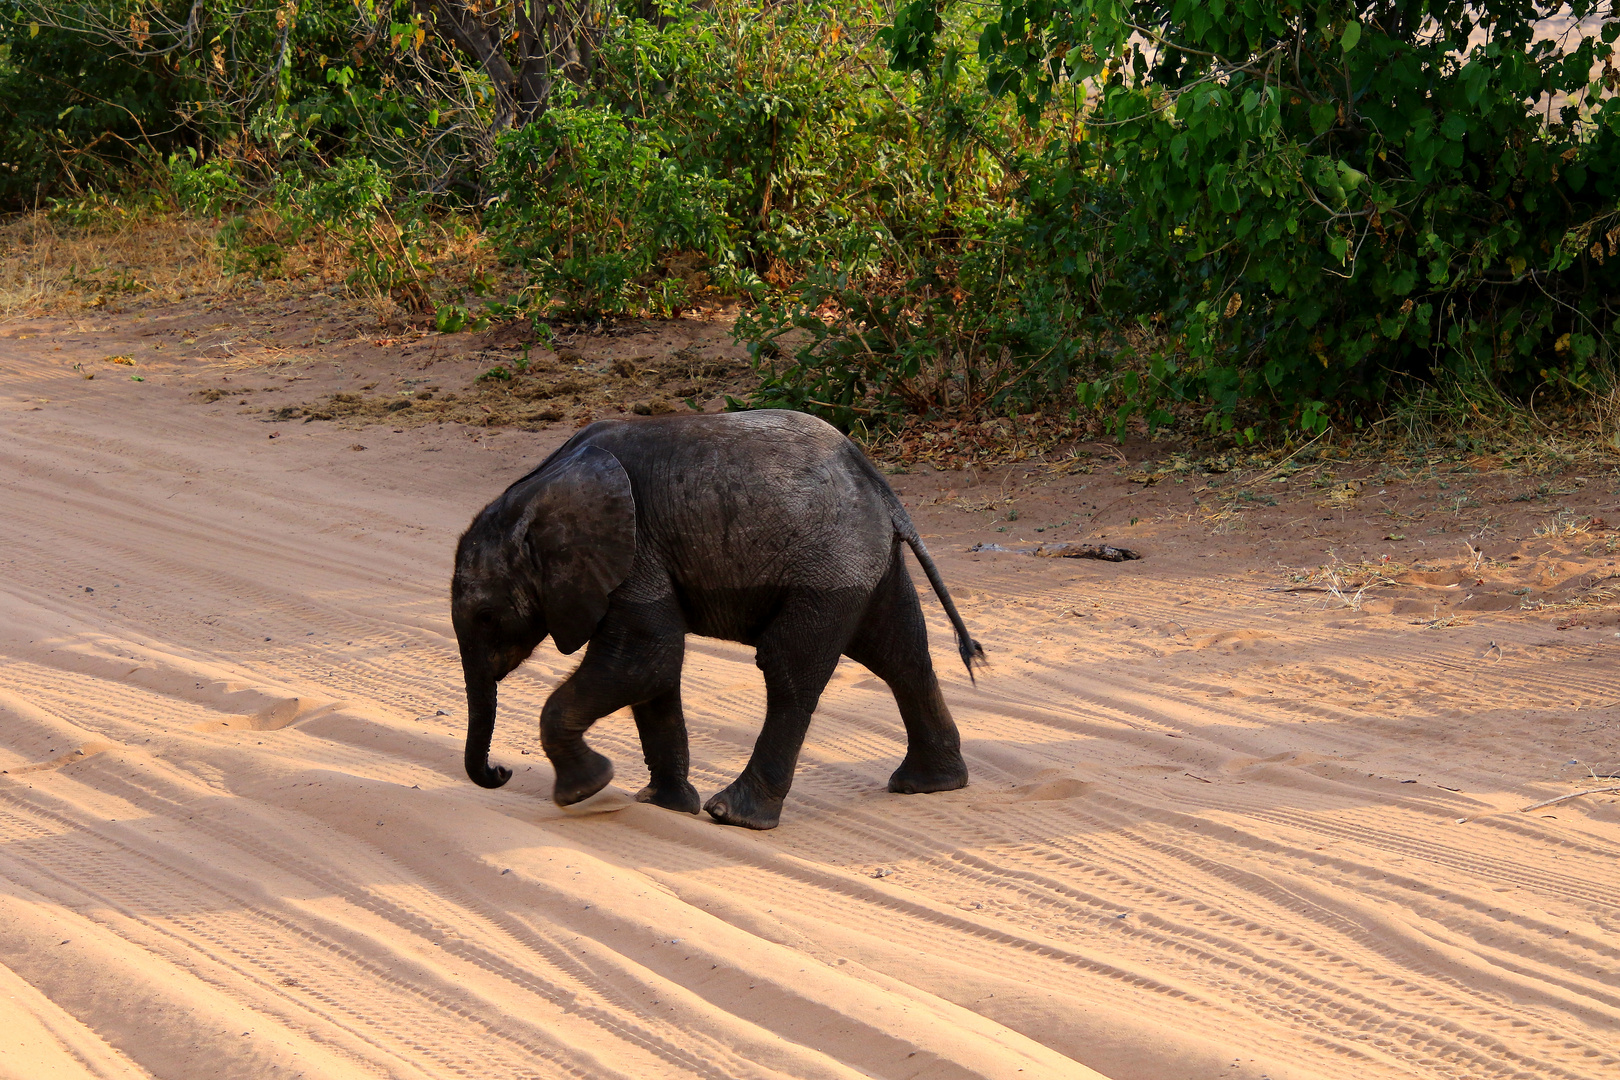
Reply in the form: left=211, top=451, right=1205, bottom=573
left=475, top=610, right=497, bottom=626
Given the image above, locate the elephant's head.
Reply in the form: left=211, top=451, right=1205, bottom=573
left=451, top=443, right=636, bottom=788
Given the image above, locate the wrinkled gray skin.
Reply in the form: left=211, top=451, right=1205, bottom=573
left=451, top=410, right=984, bottom=829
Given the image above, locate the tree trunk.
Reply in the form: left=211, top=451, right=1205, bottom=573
left=420, top=0, right=602, bottom=130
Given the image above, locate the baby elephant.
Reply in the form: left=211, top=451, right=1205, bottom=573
left=451, top=409, right=984, bottom=829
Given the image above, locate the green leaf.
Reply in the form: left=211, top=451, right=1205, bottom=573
left=978, top=22, right=1005, bottom=58
left=1340, top=20, right=1361, bottom=51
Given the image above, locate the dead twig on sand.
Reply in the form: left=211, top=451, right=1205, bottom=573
left=1520, top=787, right=1620, bottom=812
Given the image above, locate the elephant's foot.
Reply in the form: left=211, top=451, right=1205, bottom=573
left=551, top=748, right=614, bottom=806
left=704, top=778, right=784, bottom=830
left=635, top=776, right=700, bottom=814
left=888, top=753, right=968, bottom=794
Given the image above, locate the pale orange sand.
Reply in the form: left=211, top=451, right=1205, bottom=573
left=2, top=325, right=1617, bottom=1079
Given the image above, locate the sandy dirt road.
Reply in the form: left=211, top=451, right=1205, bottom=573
left=2, top=317, right=1619, bottom=1080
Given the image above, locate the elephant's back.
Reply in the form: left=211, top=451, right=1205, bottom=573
left=575, top=409, right=845, bottom=456
left=578, top=411, right=893, bottom=591
left=576, top=410, right=859, bottom=492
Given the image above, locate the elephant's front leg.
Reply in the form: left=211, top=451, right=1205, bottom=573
left=539, top=676, right=621, bottom=805
left=705, top=597, right=859, bottom=829
left=632, top=686, right=700, bottom=814
left=542, top=609, right=683, bottom=806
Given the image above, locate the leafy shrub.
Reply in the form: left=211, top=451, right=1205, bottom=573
left=0, top=16, right=182, bottom=210
left=486, top=0, right=1021, bottom=322
left=274, top=155, right=434, bottom=309
left=167, top=150, right=246, bottom=216
left=736, top=242, right=1101, bottom=432
left=712, top=1, right=1098, bottom=430
left=14, top=0, right=1615, bottom=444
left=595, top=1, right=978, bottom=274
left=3, top=0, right=495, bottom=211
left=486, top=96, right=741, bottom=317
left=949, top=0, right=1620, bottom=433
left=195, top=154, right=436, bottom=307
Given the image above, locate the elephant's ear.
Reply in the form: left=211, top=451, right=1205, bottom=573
left=515, top=444, right=636, bottom=656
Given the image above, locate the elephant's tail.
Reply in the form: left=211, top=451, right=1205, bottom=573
left=853, top=453, right=987, bottom=681
left=901, top=525, right=987, bottom=682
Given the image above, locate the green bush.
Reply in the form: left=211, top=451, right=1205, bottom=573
left=735, top=242, right=1101, bottom=431
left=486, top=94, right=742, bottom=317
left=2, top=0, right=486, bottom=211
left=947, top=0, right=1620, bottom=434
left=167, top=149, right=245, bottom=216
left=179, top=151, right=437, bottom=307
left=272, top=155, right=434, bottom=308
left=486, top=0, right=1021, bottom=322
left=0, top=14, right=181, bottom=209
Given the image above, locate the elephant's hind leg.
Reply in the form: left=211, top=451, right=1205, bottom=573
left=705, top=594, right=863, bottom=830
left=844, top=553, right=968, bottom=795
left=631, top=686, right=700, bottom=814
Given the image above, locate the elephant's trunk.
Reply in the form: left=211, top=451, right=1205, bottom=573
left=463, top=664, right=513, bottom=789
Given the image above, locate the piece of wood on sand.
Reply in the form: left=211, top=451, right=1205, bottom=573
left=1519, top=786, right=1620, bottom=812
left=969, top=542, right=1142, bottom=562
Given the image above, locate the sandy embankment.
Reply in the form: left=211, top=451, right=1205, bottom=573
left=1, top=323, right=1618, bottom=1080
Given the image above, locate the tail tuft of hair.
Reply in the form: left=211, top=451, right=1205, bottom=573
left=958, top=636, right=986, bottom=683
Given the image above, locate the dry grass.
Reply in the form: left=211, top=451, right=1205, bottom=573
left=0, top=202, right=505, bottom=330
left=1285, top=558, right=1402, bottom=610
left=1583, top=533, right=1620, bottom=557
left=1534, top=511, right=1597, bottom=539
left=0, top=210, right=231, bottom=321
left=1201, top=504, right=1248, bottom=535
left=1575, top=580, right=1620, bottom=606
left=1319, top=564, right=1396, bottom=610
left=861, top=413, right=1110, bottom=469
left=1595, top=384, right=1620, bottom=452
left=1539, top=575, right=1620, bottom=612
left=1413, top=612, right=1470, bottom=629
